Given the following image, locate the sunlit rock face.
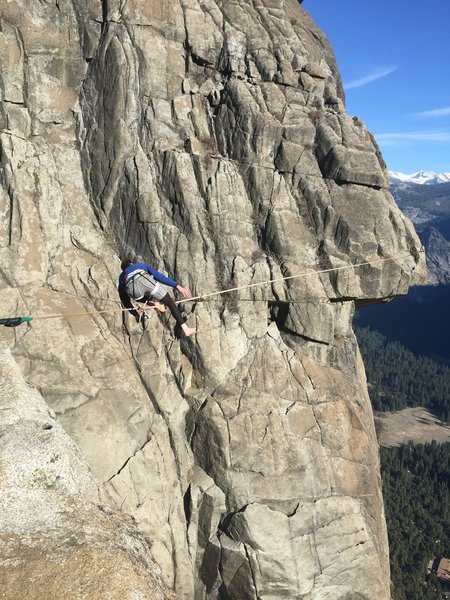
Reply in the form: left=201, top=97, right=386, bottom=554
left=0, top=345, right=175, bottom=600
left=0, top=1, right=424, bottom=598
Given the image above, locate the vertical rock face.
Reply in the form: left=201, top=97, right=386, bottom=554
left=0, top=345, right=175, bottom=600
left=0, top=1, right=425, bottom=599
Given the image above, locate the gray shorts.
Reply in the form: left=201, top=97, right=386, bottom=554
left=126, top=270, right=166, bottom=301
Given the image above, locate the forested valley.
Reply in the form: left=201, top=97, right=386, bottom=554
left=381, top=443, right=450, bottom=599
left=356, top=326, right=450, bottom=422
left=356, top=327, right=450, bottom=599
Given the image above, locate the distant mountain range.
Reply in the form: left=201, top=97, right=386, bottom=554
left=356, top=174, right=450, bottom=362
left=388, top=170, right=450, bottom=185
left=388, top=175, right=450, bottom=284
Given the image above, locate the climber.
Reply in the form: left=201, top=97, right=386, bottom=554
left=118, top=259, right=197, bottom=337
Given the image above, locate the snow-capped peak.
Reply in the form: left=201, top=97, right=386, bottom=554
left=388, top=170, right=450, bottom=185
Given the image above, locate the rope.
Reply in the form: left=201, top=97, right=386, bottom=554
left=1, top=250, right=419, bottom=325
left=175, top=251, right=416, bottom=306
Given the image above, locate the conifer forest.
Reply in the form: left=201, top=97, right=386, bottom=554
left=357, top=327, right=450, bottom=599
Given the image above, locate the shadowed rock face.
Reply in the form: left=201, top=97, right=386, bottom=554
left=0, top=1, right=425, bottom=599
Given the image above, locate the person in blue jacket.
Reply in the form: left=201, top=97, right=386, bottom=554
left=118, top=259, right=197, bottom=337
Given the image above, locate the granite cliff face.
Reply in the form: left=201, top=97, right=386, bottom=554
left=0, top=345, right=175, bottom=600
left=0, top=1, right=425, bottom=599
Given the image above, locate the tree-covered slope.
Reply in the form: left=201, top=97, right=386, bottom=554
left=381, top=442, right=450, bottom=600
left=356, top=326, right=450, bottom=421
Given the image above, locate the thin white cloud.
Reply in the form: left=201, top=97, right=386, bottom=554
left=375, top=130, right=450, bottom=145
left=344, top=66, right=397, bottom=90
left=414, top=106, right=450, bottom=118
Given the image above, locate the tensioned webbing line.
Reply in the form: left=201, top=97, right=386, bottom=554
left=0, top=250, right=420, bottom=327
left=175, top=251, right=418, bottom=306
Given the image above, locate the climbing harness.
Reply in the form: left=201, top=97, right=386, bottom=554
left=126, top=270, right=161, bottom=301
left=0, top=250, right=422, bottom=327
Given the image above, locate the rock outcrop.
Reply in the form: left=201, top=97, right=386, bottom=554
left=0, top=1, right=425, bottom=598
left=390, top=180, right=450, bottom=284
left=421, top=226, right=450, bottom=284
left=0, top=345, right=174, bottom=599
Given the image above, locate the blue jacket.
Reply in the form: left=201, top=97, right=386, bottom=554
left=118, top=262, right=177, bottom=317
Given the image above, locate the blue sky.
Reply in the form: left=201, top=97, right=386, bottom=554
left=304, top=0, right=450, bottom=174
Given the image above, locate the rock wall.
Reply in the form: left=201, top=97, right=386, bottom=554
left=0, top=1, right=425, bottom=598
left=0, top=344, right=174, bottom=599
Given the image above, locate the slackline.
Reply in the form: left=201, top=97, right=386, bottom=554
left=0, top=250, right=421, bottom=327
